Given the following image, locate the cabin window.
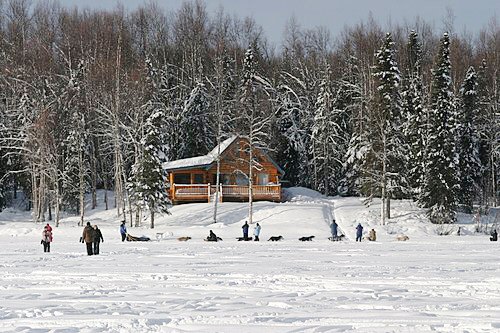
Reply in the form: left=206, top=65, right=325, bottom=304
left=193, top=174, right=204, bottom=184
left=257, top=173, right=269, bottom=185
left=173, top=173, right=190, bottom=184
left=222, top=174, right=231, bottom=185
left=235, top=173, right=248, bottom=185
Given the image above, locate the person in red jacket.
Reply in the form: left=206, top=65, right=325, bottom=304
left=41, top=226, right=52, bottom=252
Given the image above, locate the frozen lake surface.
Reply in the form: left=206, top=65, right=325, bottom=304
left=1, top=189, right=499, bottom=332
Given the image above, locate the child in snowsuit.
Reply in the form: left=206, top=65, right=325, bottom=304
left=41, top=226, right=52, bottom=252
left=356, top=223, right=363, bottom=242
left=93, top=225, right=104, bottom=255
left=254, top=223, right=261, bottom=241
left=242, top=221, right=249, bottom=240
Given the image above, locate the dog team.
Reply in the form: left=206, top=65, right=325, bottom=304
left=204, top=219, right=381, bottom=243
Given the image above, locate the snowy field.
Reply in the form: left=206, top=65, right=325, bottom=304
left=1, top=189, right=499, bottom=332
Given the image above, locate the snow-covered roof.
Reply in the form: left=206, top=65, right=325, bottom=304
left=163, top=136, right=237, bottom=171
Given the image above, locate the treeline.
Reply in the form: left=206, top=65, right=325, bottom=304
left=0, top=0, right=498, bottom=227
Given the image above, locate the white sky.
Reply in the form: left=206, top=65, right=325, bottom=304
left=59, top=0, right=498, bottom=46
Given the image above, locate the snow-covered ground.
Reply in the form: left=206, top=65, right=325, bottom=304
left=0, top=188, right=499, bottom=332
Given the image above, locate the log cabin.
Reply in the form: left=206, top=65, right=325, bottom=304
left=163, top=136, right=284, bottom=204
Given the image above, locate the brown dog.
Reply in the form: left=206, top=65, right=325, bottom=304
left=177, top=236, right=192, bottom=241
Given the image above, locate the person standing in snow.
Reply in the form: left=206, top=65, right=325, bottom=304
left=120, top=221, right=127, bottom=242
left=368, top=228, right=376, bottom=241
left=254, top=223, right=261, bottom=241
left=490, top=229, right=497, bottom=242
left=45, top=223, right=52, bottom=232
left=93, top=225, right=104, bottom=255
left=330, top=220, right=338, bottom=239
left=81, top=222, right=95, bottom=255
left=356, top=223, right=363, bottom=242
left=242, top=221, right=249, bottom=240
left=41, top=225, right=52, bottom=252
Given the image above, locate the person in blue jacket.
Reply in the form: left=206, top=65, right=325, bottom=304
left=356, top=223, right=363, bottom=242
left=242, top=221, right=249, bottom=240
left=120, top=221, right=127, bottom=242
left=330, top=220, right=338, bottom=239
left=253, top=223, right=261, bottom=241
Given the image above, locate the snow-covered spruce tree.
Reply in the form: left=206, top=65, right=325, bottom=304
left=362, top=32, right=407, bottom=225
left=275, top=67, right=317, bottom=188
left=456, top=67, right=481, bottom=213
left=311, top=64, right=344, bottom=196
left=238, top=45, right=274, bottom=224
left=402, top=30, right=426, bottom=199
left=341, top=55, right=365, bottom=196
left=420, top=33, right=459, bottom=224
left=179, top=80, right=214, bottom=158
left=128, top=110, right=170, bottom=229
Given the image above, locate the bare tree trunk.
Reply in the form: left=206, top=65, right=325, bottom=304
left=248, top=134, right=254, bottom=224
left=39, top=173, right=46, bottom=222
left=135, top=207, right=141, bottom=227
left=55, top=175, right=60, bottom=227
left=31, top=169, right=38, bottom=222
left=381, top=133, right=387, bottom=226
left=104, top=176, right=109, bottom=211
left=150, top=203, right=155, bottom=229
left=213, top=116, right=222, bottom=223
left=386, top=194, right=391, bottom=220
left=113, top=32, right=126, bottom=223
left=48, top=198, right=52, bottom=221
left=79, top=149, right=85, bottom=227
left=128, top=193, right=133, bottom=227
left=91, top=143, right=97, bottom=210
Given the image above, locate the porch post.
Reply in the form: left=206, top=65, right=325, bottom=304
left=220, top=183, right=223, bottom=202
left=169, top=173, right=175, bottom=202
left=207, top=183, right=211, bottom=202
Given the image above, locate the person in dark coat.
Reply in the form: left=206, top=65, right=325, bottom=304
left=356, top=223, right=363, bottom=242
left=93, top=225, right=104, bottom=255
left=120, top=221, right=127, bottom=242
left=81, top=222, right=95, bottom=255
left=41, top=226, right=52, bottom=252
left=330, top=220, right=338, bottom=239
left=490, top=229, right=498, bottom=241
left=242, top=221, right=249, bottom=240
left=207, top=230, right=219, bottom=242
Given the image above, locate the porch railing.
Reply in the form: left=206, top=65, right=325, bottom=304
left=171, top=183, right=281, bottom=202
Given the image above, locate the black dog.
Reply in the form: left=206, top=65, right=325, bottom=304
left=268, top=236, right=283, bottom=241
left=236, top=237, right=253, bottom=241
left=299, top=236, right=315, bottom=241
left=328, top=234, right=345, bottom=241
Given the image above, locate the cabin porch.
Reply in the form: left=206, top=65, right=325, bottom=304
left=169, top=183, right=282, bottom=204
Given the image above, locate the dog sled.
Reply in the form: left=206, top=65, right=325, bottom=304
left=126, top=234, right=151, bottom=242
